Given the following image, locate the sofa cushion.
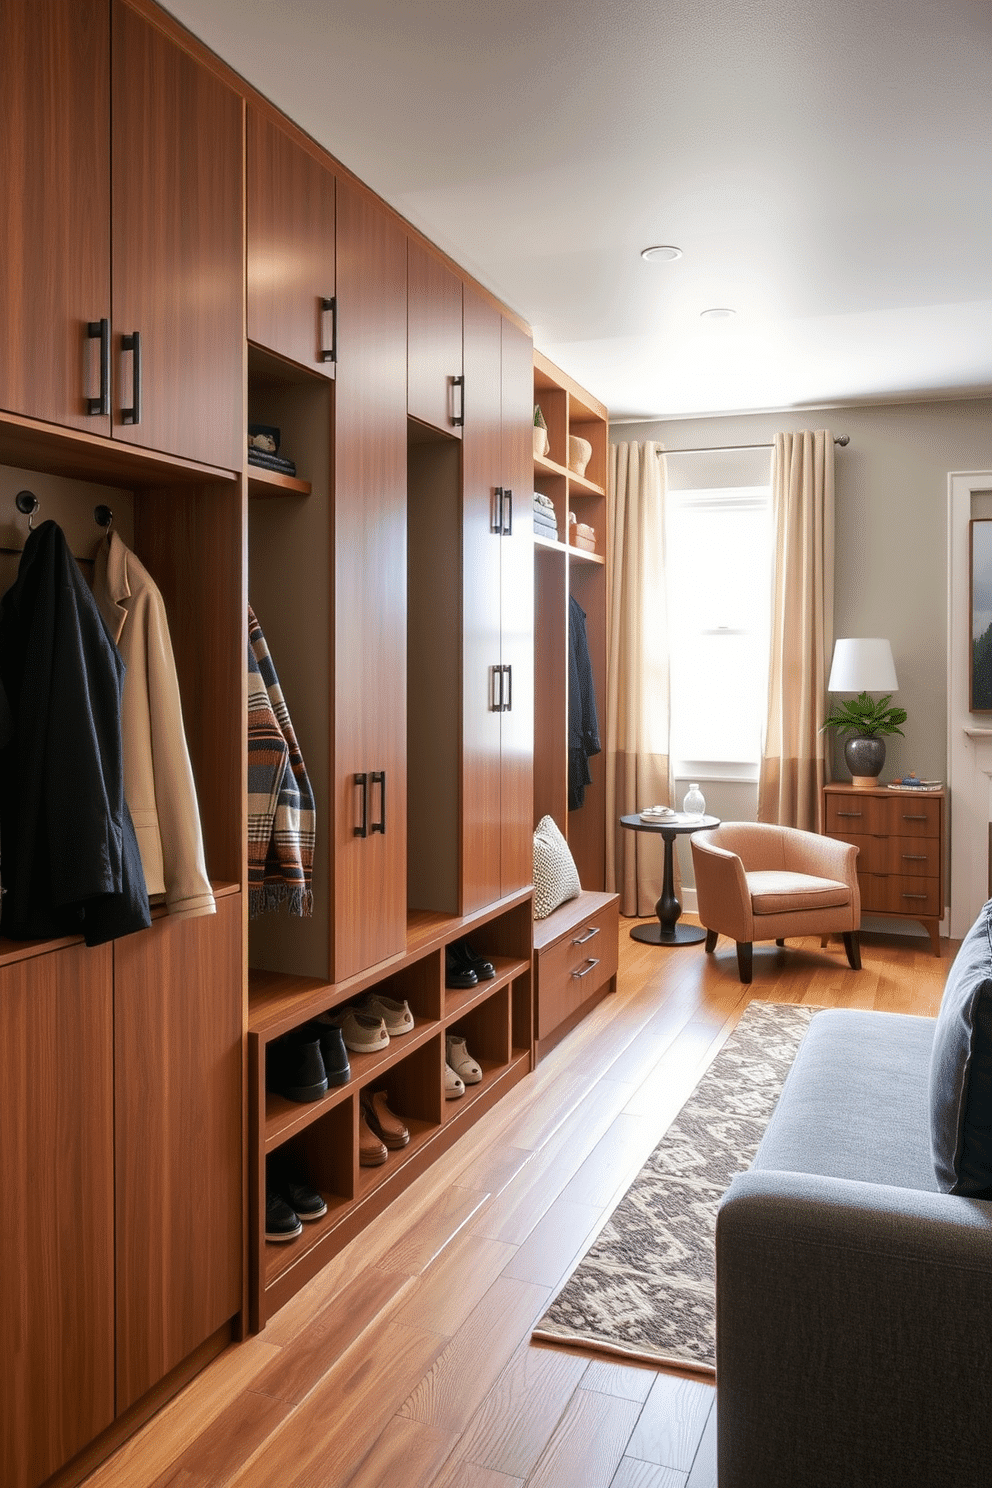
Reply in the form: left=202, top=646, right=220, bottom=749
left=930, top=899, right=992, bottom=1197
left=533, top=814, right=581, bottom=920
left=745, top=870, right=851, bottom=915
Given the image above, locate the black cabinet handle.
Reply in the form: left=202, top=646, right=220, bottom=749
left=87, top=318, right=109, bottom=416
left=354, top=771, right=368, bottom=837
left=452, top=374, right=464, bottom=427
left=503, top=664, right=512, bottom=712
left=121, top=330, right=141, bottom=424
left=490, top=665, right=503, bottom=712
left=502, top=489, right=513, bottom=535
left=320, top=296, right=336, bottom=363
left=371, top=770, right=386, bottom=834
left=492, top=487, right=504, bottom=534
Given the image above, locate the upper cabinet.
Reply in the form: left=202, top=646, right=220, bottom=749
left=0, top=0, right=244, bottom=469
left=247, top=107, right=337, bottom=376
left=407, top=239, right=463, bottom=436
left=111, top=0, right=244, bottom=470
left=1, top=0, right=112, bottom=435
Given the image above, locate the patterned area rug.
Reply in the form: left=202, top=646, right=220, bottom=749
left=532, top=1000, right=817, bottom=1374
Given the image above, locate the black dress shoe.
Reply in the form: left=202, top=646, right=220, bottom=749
left=269, top=1028, right=329, bottom=1103
left=265, top=1191, right=303, bottom=1242
left=451, top=938, right=496, bottom=980
left=445, top=947, right=477, bottom=989
left=282, top=1177, right=328, bottom=1221
left=311, top=1020, right=351, bottom=1086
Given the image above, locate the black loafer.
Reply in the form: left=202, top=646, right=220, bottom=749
left=265, top=1192, right=303, bottom=1242
left=451, top=938, right=496, bottom=980
left=282, top=1178, right=327, bottom=1221
left=445, top=948, right=477, bottom=989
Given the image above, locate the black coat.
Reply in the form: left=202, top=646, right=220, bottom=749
left=568, top=594, right=602, bottom=810
left=0, top=521, right=151, bottom=945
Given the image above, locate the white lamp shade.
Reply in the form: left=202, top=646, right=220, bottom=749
left=827, top=638, right=898, bottom=692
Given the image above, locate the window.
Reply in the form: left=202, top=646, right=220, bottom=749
left=666, top=484, right=772, bottom=777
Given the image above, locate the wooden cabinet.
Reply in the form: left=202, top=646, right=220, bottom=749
left=823, top=784, right=945, bottom=955
left=407, top=239, right=463, bottom=435
left=1, top=1, right=244, bottom=469
left=111, top=0, right=244, bottom=470
left=533, top=891, right=619, bottom=1056
left=460, top=288, right=534, bottom=914
left=532, top=352, right=610, bottom=893
left=332, top=182, right=408, bottom=981
left=247, top=107, right=337, bottom=376
left=0, top=942, right=115, bottom=1488
left=0, top=0, right=111, bottom=435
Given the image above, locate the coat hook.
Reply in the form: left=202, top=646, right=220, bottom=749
left=94, top=504, right=114, bottom=533
left=15, top=491, right=40, bottom=530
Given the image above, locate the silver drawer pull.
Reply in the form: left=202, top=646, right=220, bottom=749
left=572, top=957, right=601, bottom=979
left=902, top=814, right=928, bottom=822
left=572, top=926, right=601, bottom=946
left=902, top=892, right=928, bottom=900
left=901, top=853, right=927, bottom=861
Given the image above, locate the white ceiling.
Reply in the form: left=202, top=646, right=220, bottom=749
left=163, top=0, right=992, bottom=422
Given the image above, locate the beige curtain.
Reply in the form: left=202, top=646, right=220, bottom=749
left=605, top=441, right=675, bottom=915
left=758, top=430, right=835, bottom=830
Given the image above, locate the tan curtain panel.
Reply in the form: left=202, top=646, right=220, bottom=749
left=758, top=430, right=835, bottom=830
left=605, top=441, right=675, bottom=915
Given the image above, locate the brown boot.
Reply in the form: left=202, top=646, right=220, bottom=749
left=361, top=1089, right=410, bottom=1149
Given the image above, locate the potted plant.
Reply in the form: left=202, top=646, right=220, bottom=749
left=821, top=691, right=907, bottom=786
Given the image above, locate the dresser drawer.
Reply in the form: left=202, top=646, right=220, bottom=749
left=859, top=873, right=942, bottom=918
left=883, top=794, right=941, bottom=838
left=535, top=895, right=619, bottom=1042
left=885, top=835, right=940, bottom=877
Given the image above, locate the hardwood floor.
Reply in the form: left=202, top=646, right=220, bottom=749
left=80, top=921, right=950, bottom=1488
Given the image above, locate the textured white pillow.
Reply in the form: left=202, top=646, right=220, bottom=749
left=533, top=815, right=581, bottom=919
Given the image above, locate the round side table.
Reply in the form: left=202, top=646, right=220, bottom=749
left=619, top=813, right=721, bottom=945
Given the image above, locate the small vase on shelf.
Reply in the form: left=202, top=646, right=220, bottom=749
left=682, top=783, right=706, bottom=818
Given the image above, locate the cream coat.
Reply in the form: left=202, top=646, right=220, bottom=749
left=93, top=532, right=215, bottom=919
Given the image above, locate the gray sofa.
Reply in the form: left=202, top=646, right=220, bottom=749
left=716, top=912, right=992, bottom=1488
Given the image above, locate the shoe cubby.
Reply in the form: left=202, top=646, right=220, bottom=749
left=357, top=1035, right=444, bottom=1199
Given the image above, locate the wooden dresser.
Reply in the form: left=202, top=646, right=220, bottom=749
left=823, top=783, right=945, bottom=955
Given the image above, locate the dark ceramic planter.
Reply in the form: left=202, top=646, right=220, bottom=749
left=844, top=735, right=886, bottom=780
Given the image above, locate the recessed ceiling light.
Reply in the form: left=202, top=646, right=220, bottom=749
left=700, top=307, right=736, bottom=320
left=640, top=245, right=682, bottom=262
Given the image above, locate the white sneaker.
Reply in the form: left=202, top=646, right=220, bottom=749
left=444, top=1062, right=465, bottom=1099
left=445, top=1034, right=483, bottom=1085
left=359, top=991, right=414, bottom=1036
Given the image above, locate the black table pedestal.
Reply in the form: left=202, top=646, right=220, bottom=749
left=620, top=813, right=721, bottom=948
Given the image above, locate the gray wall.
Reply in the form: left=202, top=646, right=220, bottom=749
left=614, top=396, right=992, bottom=787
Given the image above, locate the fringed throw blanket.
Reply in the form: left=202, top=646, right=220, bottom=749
left=247, top=604, right=315, bottom=917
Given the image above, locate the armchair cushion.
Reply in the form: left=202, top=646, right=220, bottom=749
left=930, top=898, right=992, bottom=1198
left=746, top=870, right=852, bottom=915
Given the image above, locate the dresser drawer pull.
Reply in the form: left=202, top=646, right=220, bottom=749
left=902, top=814, right=928, bottom=822
left=901, top=853, right=928, bottom=861
left=572, top=926, right=601, bottom=946
left=572, top=957, right=601, bottom=979
left=836, top=811, right=863, bottom=818
left=902, top=892, right=929, bottom=900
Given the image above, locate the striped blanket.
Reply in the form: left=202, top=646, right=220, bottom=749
left=247, top=604, right=315, bottom=917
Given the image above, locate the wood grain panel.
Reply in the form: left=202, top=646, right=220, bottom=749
left=498, top=316, right=536, bottom=896
left=461, top=287, right=505, bottom=913
left=114, top=897, right=243, bottom=1410
left=247, top=107, right=336, bottom=374
left=0, top=943, right=115, bottom=1488
left=112, top=0, right=244, bottom=468
left=333, top=179, right=408, bottom=980
left=408, top=239, right=463, bottom=435
left=0, top=0, right=111, bottom=433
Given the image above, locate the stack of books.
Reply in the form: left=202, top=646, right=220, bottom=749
left=887, top=775, right=942, bottom=791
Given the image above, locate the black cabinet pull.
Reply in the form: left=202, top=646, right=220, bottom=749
left=320, top=296, right=336, bottom=363
left=490, top=664, right=503, bottom=712
left=502, top=489, right=513, bottom=536
left=492, top=487, right=504, bottom=534
left=354, top=771, right=368, bottom=837
left=87, top=318, right=109, bottom=416
left=503, top=663, right=512, bottom=712
left=452, top=374, right=464, bottom=427
left=371, top=770, right=386, bottom=834
left=121, top=330, right=141, bottom=424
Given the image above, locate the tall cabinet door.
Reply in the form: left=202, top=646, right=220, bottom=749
left=1, top=0, right=111, bottom=434
left=498, top=316, right=536, bottom=895
left=114, top=898, right=243, bottom=1412
left=0, top=944, right=115, bottom=1488
left=333, top=182, right=408, bottom=981
left=247, top=107, right=337, bottom=374
left=111, top=0, right=244, bottom=470
left=408, top=239, right=463, bottom=436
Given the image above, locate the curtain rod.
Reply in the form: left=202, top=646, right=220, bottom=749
left=659, top=435, right=850, bottom=454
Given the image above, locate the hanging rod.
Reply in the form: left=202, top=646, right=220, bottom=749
left=658, top=435, right=850, bottom=454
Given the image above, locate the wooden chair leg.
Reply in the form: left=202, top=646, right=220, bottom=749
left=705, top=928, right=718, bottom=953
left=843, top=931, right=862, bottom=970
left=735, top=941, right=753, bottom=984
left=775, top=938, right=785, bottom=947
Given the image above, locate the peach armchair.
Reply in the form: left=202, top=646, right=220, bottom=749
left=690, top=821, right=861, bottom=983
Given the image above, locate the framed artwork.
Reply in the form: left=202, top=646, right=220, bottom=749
left=970, top=519, right=992, bottom=711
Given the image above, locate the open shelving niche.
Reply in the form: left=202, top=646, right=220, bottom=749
left=245, top=361, right=534, bottom=1331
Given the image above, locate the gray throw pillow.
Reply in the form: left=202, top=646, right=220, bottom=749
left=533, top=815, right=581, bottom=919
left=930, top=898, right=992, bottom=1196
